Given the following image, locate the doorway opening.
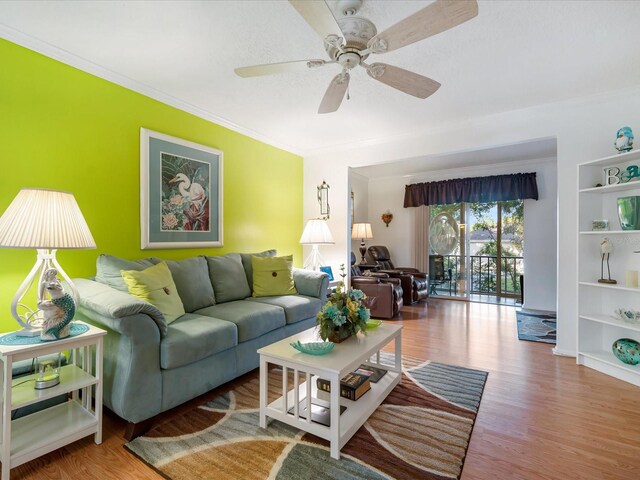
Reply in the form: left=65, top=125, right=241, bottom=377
left=429, top=200, right=524, bottom=305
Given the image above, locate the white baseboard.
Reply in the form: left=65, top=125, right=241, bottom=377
left=552, top=347, right=575, bottom=357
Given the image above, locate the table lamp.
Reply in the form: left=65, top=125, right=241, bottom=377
left=0, top=189, right=96, bottom=337
left=300, top=218, right=334, bottom=271
left=351, top=223, right=373, bottom=264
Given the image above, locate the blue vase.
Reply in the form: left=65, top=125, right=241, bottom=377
left=612, top=338, right=640, bottom=365
left=617, top=196, right=640, bottom=230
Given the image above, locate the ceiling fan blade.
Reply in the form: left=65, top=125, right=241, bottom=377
left=368, top=0, right=478, bottom=54
left=366, top=63, right=440, bottom=99
left=318, top=72, right=350, bottom=114
left=235, top=59, right=327, bottom=78
left=289, top=0, right=344, bottom=40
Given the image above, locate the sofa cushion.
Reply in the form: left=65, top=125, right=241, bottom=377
left=246, top=295, right=323, bottom=325
left=166, top=257, right=215, bottom=312
left=195, top=301, right=285, bottom=342
left=205, top=253, right=251, bottom=303
left=121, top=262, right=185, bottom=324
left=95, top=254, right=159, bottom=291
left=160, top=314, right=237, bottom=369
left=252, top=255, right=297, bottom=297
left=240, top=249, right=277, bottom=292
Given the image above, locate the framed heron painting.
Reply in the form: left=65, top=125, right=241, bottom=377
left=140, top=128, right=223, bottom=249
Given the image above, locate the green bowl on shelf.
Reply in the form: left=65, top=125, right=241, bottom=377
left=290, top=340, right=334, bottom=355
left=366, top=320, right=383, bottom=329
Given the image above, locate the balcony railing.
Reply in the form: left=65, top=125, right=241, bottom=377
left=437, top=254, right=523, bottom=296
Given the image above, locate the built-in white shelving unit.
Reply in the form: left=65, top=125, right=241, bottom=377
left=577, top=149, right=640, bottom=386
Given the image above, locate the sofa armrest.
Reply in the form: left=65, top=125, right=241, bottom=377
left=293, top=269, right=329, bottom=301
left=73, top=278, right=163, bottom=424
left=74, top=278, right=167, bottom=337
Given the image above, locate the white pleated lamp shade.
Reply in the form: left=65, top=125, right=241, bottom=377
left=0, top=188, right=96, bottom=249
left=351, top=222, right=373, bottom=239
left=300, top=219, right=334, bottom=245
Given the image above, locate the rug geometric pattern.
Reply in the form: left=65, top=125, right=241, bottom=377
left=516, top=310, right=557, bottom=344
left=126, top=354, right=488, bottom=480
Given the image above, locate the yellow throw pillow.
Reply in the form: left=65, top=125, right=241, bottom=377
left=252, top=255, right=298, bottom=297
left=121, top=261, right=185, bottom=324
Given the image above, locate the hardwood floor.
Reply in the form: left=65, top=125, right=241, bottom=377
left=11, top=299, right=640, bottom=479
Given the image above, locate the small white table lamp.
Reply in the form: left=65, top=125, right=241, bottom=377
left=351, top=223, right=373, bottom=264
left=0, top=189, right=96, bottom=336
left=300, top=218, right=334, bottom=271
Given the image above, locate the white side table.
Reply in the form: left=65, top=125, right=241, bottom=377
left=0, top=322, right=105, bottom=479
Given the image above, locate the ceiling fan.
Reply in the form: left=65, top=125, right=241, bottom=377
left=235, top=0, right=478, bottom=114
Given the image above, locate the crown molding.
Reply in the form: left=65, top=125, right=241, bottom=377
left=0, top=24, right=303, bottom=156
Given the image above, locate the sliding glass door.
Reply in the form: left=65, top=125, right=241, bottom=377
left=429, top=200, right=524, bottom=302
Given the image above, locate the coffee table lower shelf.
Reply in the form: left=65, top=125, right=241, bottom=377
left=258, top=323, right=403, bottom=459
left=264, top=369, right=400, bottom=450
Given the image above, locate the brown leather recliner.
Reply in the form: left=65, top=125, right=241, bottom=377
left=350, top=253, right=403, bottom=319
left=367, top=245, right=429, bottom=304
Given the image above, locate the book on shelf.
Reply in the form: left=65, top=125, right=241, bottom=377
left=287, top=400, right=346, bottom=427
left=316, top=372, right=371, bottom=401
left=353, top=364, right=388, bottom=383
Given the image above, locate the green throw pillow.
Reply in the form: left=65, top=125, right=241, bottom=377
left=252, top=255, right=298, bottom=297
left=121, top=261, right=185, bottom=324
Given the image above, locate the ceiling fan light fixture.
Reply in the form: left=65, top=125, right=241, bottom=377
left=237, top=0, right=478, bottom=113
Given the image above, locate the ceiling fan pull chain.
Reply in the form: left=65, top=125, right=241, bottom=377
left=347, top=84, right=350, bottom=101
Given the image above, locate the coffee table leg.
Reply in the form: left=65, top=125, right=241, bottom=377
left=259, top=357, right=268, bottom=429
left=330, top=375, right=340, bottom=459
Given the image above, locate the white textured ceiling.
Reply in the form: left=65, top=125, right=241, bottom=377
left=1, top=0, right=640, bottom=155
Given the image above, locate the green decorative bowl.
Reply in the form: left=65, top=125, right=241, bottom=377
left=290, top=340, right=334, bottom=355
left=366, top=320, right=382, bottom=329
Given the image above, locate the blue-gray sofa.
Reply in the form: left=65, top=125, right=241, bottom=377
left=73, top=251, right=328, bottom=438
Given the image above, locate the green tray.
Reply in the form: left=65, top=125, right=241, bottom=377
left=365, top=320, right=382, bottom=329
left=290, top=340, right=334, bottom=355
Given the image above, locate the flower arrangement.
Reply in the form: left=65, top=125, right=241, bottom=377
left=317, top=265, right=370, bottom=343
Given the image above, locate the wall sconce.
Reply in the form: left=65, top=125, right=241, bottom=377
left=381, top=210, right=393, bottom=227
left=317, top=180, right=330, bottom=219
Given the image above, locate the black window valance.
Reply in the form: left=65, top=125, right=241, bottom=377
left=403, top=172, right=539, bottom=208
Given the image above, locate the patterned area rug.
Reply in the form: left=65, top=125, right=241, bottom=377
left=126, top=355, right=488, bottom=480
left=516, top=310, right=557, bottom=344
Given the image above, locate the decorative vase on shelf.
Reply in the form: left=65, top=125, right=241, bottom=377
left=617, top=196, right=640, bottom=230
left=612, top=338, right=640, bottom=365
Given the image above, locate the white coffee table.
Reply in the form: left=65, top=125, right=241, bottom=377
left=257, top=323, right=402, bottom=459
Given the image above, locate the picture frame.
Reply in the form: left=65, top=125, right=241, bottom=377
left=319, top=266, right=334, bottom=281
left=591, top=219, right=609, bottom=231
left=140, top=128, right=223, bottom=249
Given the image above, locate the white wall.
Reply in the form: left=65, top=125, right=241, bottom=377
left=303, top=85, right=640, bottom=357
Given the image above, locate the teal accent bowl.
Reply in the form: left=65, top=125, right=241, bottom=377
left=290, top=340, right=334, bottom=355
left=612, top=338, right=640, bottom=365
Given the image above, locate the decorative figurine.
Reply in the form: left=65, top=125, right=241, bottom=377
left=615, top=126, right=634, bottom=153
left=37, top=269, right=75, bottom=341
left=598, top=237, right=617, bottom=284
left=381, top=210, right=393, bottom=227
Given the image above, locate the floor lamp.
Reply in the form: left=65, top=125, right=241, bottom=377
left=0, top=188, right=96, bottom=337
left=300, top=218, right=334, bottom=271
left=351, top=223, right=373, bottom=264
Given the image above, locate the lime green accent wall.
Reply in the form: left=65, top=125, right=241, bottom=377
left=0, top=39, right=303, bottom=333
